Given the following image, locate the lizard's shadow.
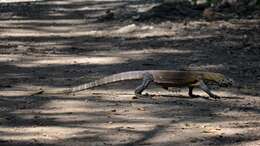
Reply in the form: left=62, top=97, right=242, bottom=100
left=134, top=94, right=244, bottom=101
left=133, top=94, right=211, bottom=100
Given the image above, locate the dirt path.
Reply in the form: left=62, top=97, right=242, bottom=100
left=0, top=0, right=260, bottom=146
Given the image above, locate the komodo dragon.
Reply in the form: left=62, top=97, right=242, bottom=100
left=31, top=70, right=233, bottom=99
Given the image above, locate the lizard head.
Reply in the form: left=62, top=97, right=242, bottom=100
left=217, top=76, right=234, bottom=87
left=204, top=73, right=234, bottom=88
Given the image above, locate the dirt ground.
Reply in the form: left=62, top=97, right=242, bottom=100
left=0, top=0, right=260, bottom=146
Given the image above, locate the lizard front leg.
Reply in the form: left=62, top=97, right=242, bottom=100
left=135, top=72, right=154, bottom=95
left=189, top=80, right=220, bottom=99
left=197, top=80, right=220, bottom=99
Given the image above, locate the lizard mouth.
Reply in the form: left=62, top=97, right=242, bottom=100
left=205, top=81, right=232, bottom=88
left=220, top=84, right=228, bottom=87
left=220, top=82, right=232, bottom=88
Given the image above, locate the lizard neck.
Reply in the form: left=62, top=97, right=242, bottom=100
left=202, top=72, right=224, bottom=82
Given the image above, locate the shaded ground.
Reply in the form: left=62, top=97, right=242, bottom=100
left=0, top=0, right=260, bottom=146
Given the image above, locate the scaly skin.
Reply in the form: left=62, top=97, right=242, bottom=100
left=31, top=70, right=233, bottom=98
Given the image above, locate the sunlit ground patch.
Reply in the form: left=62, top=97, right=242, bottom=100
left=0, top=54, right=129, bottom=67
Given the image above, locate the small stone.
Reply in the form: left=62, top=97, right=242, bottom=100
left=137, top=107, right=145, bottom=111
left=111, top=109, right=116, bottom=112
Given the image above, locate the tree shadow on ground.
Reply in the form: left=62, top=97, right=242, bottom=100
left=0, top=92, right=259, bottom=145
left=135, top=1, right=260, bottom=23
left=0, top=0, right=260, bottom=145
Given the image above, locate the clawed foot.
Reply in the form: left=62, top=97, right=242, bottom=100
left=210, top=94, right=221, bottom=100
left=189, top=94, right=201, bottom=98
left=191, top=94, right=210, bottom=100
left=133, top=93, right=150, bottom=99
left=189, top=94, right=221, bottom=100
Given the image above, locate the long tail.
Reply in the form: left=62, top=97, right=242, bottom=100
left=30, top=71, right=148, bottom=96
left=66, top=71, right=146, bottom=93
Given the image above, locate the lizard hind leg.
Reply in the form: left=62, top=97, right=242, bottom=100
left=188, top=87, right=200, bottom=98
left=135, top=72, right=154, bottom=95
